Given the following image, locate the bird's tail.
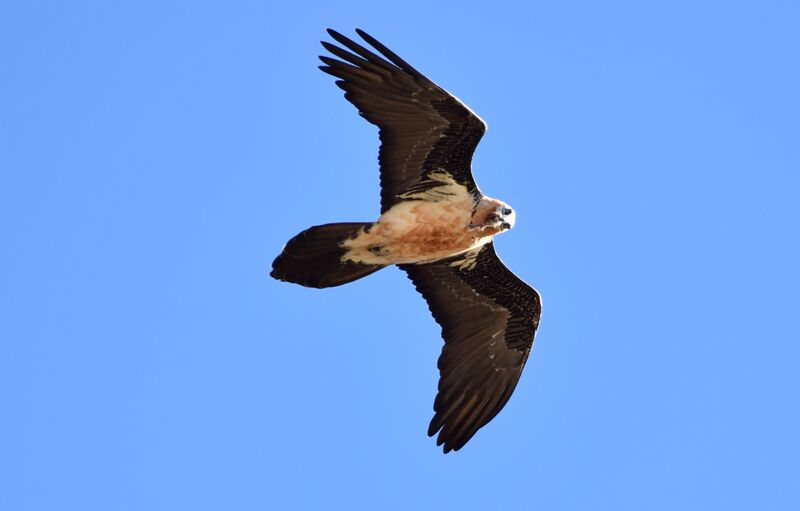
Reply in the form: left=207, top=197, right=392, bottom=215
left=270, top=222, right=385, bottom=288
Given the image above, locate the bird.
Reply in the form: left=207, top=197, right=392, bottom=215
left=270, top=28, right=542, bottom=453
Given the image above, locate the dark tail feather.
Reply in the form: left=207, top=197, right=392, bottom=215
left=270, top=222, right=385, bottom=288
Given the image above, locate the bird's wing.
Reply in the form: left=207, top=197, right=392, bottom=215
left=399, top=243, right=541, bottom=452
left=320, top=29, right=487, bottom=213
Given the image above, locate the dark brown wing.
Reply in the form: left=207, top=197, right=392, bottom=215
left=399, top=243, right=542, bottom=453
left=319, top=29, right=487, bottom=213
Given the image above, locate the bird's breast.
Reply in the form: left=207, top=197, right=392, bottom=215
left=341, top=196, right=491, bottom=265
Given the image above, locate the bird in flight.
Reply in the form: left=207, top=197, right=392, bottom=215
left=271, top=29, right=542, bottom=453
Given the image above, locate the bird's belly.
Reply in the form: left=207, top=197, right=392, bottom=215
left=341, top=199, right=486, bottom=265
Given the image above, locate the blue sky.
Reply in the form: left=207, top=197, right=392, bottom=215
left=1, top=1, right=798, bottom=509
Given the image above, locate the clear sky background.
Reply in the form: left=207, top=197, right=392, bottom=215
left=2, top=1, right=798, bottom=510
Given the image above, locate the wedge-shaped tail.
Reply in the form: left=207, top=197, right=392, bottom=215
left=270, top=223, right=384, bottom=289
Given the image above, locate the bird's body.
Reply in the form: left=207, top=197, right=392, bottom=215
left=342, top=173, right=512, bottom=266
left=271, top=29, right=542, bottom=453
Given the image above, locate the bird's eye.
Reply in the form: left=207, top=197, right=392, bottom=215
left=502, top=208, right=512, bottom=215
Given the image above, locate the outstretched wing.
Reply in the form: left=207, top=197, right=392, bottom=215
left=400, top=243, right=542, bottom=453
left=319, top=29, right=487, bottom=213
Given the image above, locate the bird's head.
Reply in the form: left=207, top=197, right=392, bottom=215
left=472, top=197, right=516, bottom=234
left=479, top=199, right=515, bottom=231
left=496, top=202, right=516, bottom=231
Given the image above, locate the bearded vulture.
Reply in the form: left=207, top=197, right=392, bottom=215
left=271, top=29, right=542, bottom=453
